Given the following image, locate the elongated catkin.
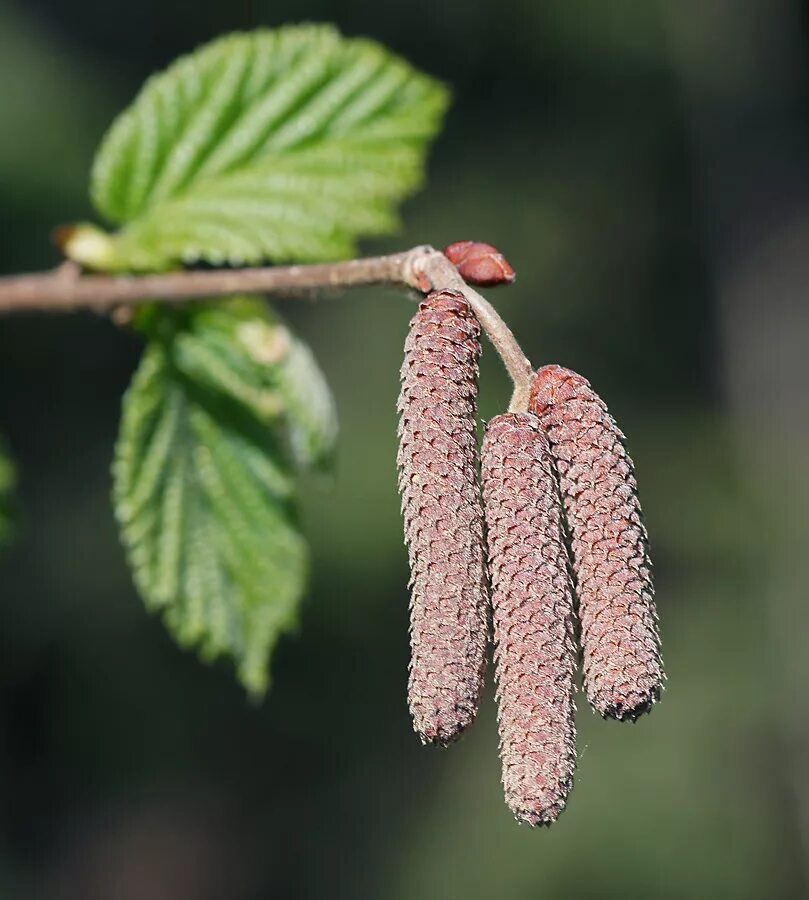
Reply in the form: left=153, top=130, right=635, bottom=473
left=397, top=290, right=489, bottom=745
left=530, top=365, right=663, bottom=721
left=482, top=413, right=577, bottom=825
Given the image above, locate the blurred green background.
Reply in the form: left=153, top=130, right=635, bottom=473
left=2, top=1, right=808, bottom=898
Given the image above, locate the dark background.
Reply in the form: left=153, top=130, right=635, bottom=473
left=1, top=2, right=808, bottom=897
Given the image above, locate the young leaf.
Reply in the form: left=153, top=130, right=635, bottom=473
left=229, top=304, right=338, bottom=470
left=0, top=436, right=16, bottom=546
left=88, top=25, right=449, bottom=271
left=163, top=297, right=338, bottom=470
left=113, top=298, right=332, bottom=695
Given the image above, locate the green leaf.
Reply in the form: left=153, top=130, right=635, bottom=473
left=225, top=302, right=338, bottom=470
left=88, top=25, right=449, bottom=271
left=158, top=297, right=338, bottom=469
left=113, top=298, right=333, bottom=695
left=0, top=437, right=16, bottom=546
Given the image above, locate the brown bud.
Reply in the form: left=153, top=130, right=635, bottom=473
left=529, top=365, right=663, bottom=721
left=397, top=290, right=489, bottom=745
left=443, top=241, right=516, bottom=287
left=482, top=413, right=577, bottom=825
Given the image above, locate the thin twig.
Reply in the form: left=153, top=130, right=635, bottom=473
left=0, top=244, right=533, bottom=409
left=0, top=249, right=428, bottom=314
left=411, top=251, right=534, bottom=412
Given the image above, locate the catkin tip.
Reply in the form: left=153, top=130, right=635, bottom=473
left=598, top=681, right=663, bottom=722
left=415, top=707, right=476, bottom=747
left=509, top=783, right=573, bottom=826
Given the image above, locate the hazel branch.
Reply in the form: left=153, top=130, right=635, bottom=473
left=0, top=250, right=429, bottom=314
left=0, top=244, right=533, bottom=409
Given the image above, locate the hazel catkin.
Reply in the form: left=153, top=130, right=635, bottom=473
left=482, top=413, right=577, bottom=825
left=529, top=365, right=663, bottom=721
left=397, top=290, right=489, bottom=745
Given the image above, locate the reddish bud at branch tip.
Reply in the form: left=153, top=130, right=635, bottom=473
left=443, top=241, right=516, bottom=287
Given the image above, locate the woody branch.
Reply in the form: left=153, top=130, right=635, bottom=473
left=0, top=245, right=534, bottom=410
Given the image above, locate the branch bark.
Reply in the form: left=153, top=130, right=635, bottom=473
left=0, top=250, right=427, bottom=314
left=0, top=245, right=534, bottom=410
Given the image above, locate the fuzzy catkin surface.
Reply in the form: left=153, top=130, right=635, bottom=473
left=397, top=290, right=489, bottom=745
left=530, top=365, right=663, bottom=721
left=482, top=413, right=577, bottom=825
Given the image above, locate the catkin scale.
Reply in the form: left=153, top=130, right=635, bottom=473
left=482, top=413, right=577, bottom=825
left=397, top=290, right=489, bottom=745
left=529, top=365, right=663, bottom=721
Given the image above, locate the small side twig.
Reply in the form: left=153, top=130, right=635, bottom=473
left=0, top=244, right=533, bottom=409
left=410, top=250, right=533, bottom=412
